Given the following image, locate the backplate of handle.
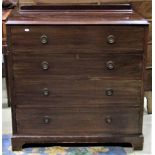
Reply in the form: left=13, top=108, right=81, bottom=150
left=105, top=89, right=114, bottom=96
left=41, top=61, right=49, bottom=70
left=40, top=34, right=48, bottom=44
left=42, top=88, right=49, bottom=96
left=107, top=35, right=115, bottom=44
left=106, top=61, right=115, bottom=70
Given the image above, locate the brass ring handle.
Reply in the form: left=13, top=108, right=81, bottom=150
left=105, top=89, right=114, bottom=96
left=40, top=34, right=48, bottom=44
left=107, top=35, right=115, bottom=44
left=105, top=116, right=112, bottom=124
left=42, top=88, right=49, bottom=96
left=41, top=61, right=49, bottom=70
left=106, top=61, right=115, bottom=70
left=43, top=116, right=50, bottom=124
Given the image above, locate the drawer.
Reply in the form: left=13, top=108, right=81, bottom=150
left=11, top=26, right=144, bottom=52
left=16, top=107, right=140, bottom=135
left=13, top=53, right=143, bottom=79
left=15, top=79, right=142, bottom=107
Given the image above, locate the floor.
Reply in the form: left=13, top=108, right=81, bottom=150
left=2, top=78, right=152, bottom=155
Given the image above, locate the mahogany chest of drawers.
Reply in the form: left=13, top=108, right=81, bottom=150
left=6, top=4, right=148, bottom=151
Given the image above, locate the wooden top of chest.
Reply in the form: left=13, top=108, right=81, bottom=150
left=7, top=4, right=148, bottom=25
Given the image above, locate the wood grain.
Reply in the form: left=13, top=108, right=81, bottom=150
left=131, top=1, right=152, bottom=19
left=14, top=79, right=142, bottom=107
left=7, top=7, right=148, bottom=25
left=13, top=53, right=143, bottom=79
left=6, top=4, right=148, bottom=150
left=11, top=26, right=145, bottom=52
left=16, top=107, right=140, bottom=135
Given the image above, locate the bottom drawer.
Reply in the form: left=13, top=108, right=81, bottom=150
left=16, top=107, right=140, bottom=136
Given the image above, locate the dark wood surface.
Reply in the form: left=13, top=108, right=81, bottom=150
left=15, top=79, right=142, bottom=107
left=144, top=68, right=152, bottom=91
left=6, top=5, right=148, bottom=25
left=6, top=4, right=148, bottom=150
left=11, top=26, right=145, bottom=52
left=16, top=107, right=140, bottom=135
left=131, top=1, right=152, bottom=19
left=13, top=53, right=143, bottom=78
left=12, top=134, right=144, bottom=151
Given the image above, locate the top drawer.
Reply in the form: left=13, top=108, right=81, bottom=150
left=10, top=26, right=144, bottom=52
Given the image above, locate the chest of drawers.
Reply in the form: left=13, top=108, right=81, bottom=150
left=6, top=4, right=148, bottom=151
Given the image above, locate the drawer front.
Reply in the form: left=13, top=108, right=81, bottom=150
left=15, top=79, right=142, bottom=107
left=11, top=26, right=144, bottom=52
left=13, top=53, right=143, bottom=79
left=16, top=107, right=140, bottom=135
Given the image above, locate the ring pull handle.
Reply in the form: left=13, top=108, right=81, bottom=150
left=106, top=61, right=115, bottom=70
left=42, top=88, right=49, bottom=96
left=41, top=61, right=49, bottom=70
left=40, top=34, right=48, bottom=44
left=105, top=89, right=114, bottom=96
left=43, top=116, right=50, bottom=124
left=107, top=35, right=115, bottom=44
